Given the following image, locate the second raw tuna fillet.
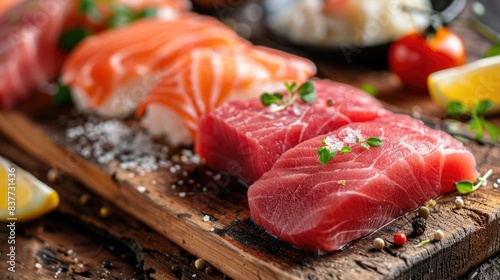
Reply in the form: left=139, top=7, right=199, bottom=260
left=196, top=80, right=388, bottom=184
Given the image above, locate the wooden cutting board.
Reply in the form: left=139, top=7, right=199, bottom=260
left=1, top=95, right=499, bottom=280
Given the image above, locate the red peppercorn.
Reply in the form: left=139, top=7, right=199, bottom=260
left=393, top=232, right=407, bottom=246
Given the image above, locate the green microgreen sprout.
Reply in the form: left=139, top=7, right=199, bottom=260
left=360, top=84, right=378, bottom=97
left=415, top=230, right=445, bottom=248
left=317, top=136, right=383, bottom=165
left=79, top=0, right=103, bottom=22
left=63, top=1, right=157, bottom=53
left=59, top=27, right=93, bottom=52
left=358, top=137, right=383, bottom=150
left=446, top=100, right=500, bottom=143
left=338, top=180, right=346, bottom=185
left=260, top=81, right=316, bottom=112
left=455, top=169, right=493, bottom=195
left=53, top=82, right=73, bottom=106
left=485, top=43, right=500, bottom=58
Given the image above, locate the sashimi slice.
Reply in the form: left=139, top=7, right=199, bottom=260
left=64, top=0, right=191, bottom=33
left=248, top=114, right=478, bottom=251
left=136, top=47, right=316, bottom=146
left=61, top=14, right=251, bottom=118
left=195, top=80, right=387, bottom=184
left=0, top=0, right=71, bottom=108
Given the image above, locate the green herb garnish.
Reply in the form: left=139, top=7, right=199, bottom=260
left=53, top=82, right=73, bottom=106
left=260, top=81, right=316, bottom=112
left=59, top=27, right=93, bottom=53
left=446, top=100, right=500, bottom=143
left=360, top=84, right=377, bottom=97
left=318, top=136, right=383, bottom=165
left=485, top=43, right=500, bottom=58
left=358, top=137, right=383, bottom=150
left=79, top=0, right=103, bottom=22
left=108, top=4, right=157, bottom=28
left=455, top=169, right=493, bottom=195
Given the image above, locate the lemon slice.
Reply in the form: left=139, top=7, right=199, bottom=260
left=0, top=156, right=59, bottom=222
left=428, top=55, right=500, bottom=114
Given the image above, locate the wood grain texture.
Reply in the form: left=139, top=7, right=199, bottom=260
left=0, top=136, right=226, bottom=280
left=1, top=102, right=499, bottom=280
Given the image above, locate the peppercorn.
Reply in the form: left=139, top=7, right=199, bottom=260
left=99, top=206, right=110, bottom=218
left=412, top=217, right=427, bottom=236
left=372, top=238, right=385, bottom=250
left=418, top=206, right=430, bottom=218
left=195, top=258, right=207, bottom=270
left=433, top=230, right=445, bottom=241
left=454, top=196, right=465, bottom=209
left=393, top=232, right=407, bottom=246
left=47, top=168, right=61, bottom=183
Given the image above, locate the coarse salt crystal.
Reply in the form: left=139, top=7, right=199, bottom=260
left=180, top=155, right=188, bottom=163
left=179, top=192, right=186, bottom=198
left=191, top=155, right=201, bottom=164
left=35, top=263, right=42, bottom=269
left=137, top=186, right=147, bottom=193
left=203, top=215, right=210, bottom=222
left=324, top=136, right=344, bottom=152
left=343, top=127, right=363, bottom=144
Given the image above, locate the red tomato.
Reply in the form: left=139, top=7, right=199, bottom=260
left=393, top=232, right=407, bottom=246
left=388, top=26, right=466, bottom=90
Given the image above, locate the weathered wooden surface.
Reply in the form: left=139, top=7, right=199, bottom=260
left=0, top=136, right=227, bottom=280
left=1, top=92, right=500, bottom=280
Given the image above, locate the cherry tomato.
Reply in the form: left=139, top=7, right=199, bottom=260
left=388, top=26, right=466, bottom=90
left=393, top=232, right=407, bottom=246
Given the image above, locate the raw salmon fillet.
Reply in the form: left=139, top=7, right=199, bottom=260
left=61, top=14, right=251, bottom=117
left=195, top=80, right=387, bottom=184
left=0, top=0, right=71, bottom=108
left=137, top=47, right=316, bottom=146
left=248, top=114, right=478, bottom=251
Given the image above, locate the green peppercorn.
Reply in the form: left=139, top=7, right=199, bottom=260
left=418, top=206, right=430, bottom=218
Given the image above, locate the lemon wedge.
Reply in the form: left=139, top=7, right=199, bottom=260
left=0, top=156, right=59, bottom=222
left=428, top=55, right=500, bottom=114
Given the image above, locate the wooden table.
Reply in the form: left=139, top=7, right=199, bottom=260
left=1, top=2, right=500, bottom=280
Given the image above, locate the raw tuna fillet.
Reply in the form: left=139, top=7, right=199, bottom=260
left=0, top=0, right=71, bottom=108
left=195, top=80, right=388, bottom=184
left=61, top=14, right=252, bottom=118
left=248, top=114, right=478, bottom=251
left=137, top=47, right=316, bottom=146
